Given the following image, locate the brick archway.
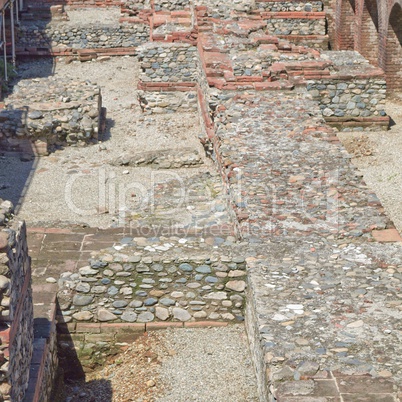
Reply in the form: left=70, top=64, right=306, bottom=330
left=385, top=3, right=402, bottom=91
left=335, top=0, right=356, bottom=50
left=358, top=0, right=380, bottom=65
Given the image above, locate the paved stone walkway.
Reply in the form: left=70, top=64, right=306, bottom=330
left=210, top=90, right=402, bottom=400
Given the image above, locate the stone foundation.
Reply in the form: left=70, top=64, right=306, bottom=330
left=0, top=215, right=34, bottom=401
left=255, top=1, right=324, bottom=12
left=264, top=15, right=326, bottom=36
left=154, top=0, right=191, bottom=11
left=138, top=43, right=199, bottom=83
left=138, top=90, right=198, bottom=114
left=308, top=77, right=387, bottom=118
left=306, top=51, right=389, bottom=129
left=17, top=22, right=150, bottom=51
left=57, top=254, right=247, bottom=324
left=0, top=77, right=102, bottom=149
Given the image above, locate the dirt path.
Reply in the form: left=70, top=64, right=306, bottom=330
left=338, top=96, right=402, bottom=233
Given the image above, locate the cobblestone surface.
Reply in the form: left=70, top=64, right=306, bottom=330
left=212, top=90, right=391, bottom=241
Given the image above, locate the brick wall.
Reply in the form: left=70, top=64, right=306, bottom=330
left=334, top=0, right=355, bottom=50
left=334, top=0, right=402, bottom=92
left=386, top=4, right=402, bottom=91
left=359, top=0, right=380, bottom=66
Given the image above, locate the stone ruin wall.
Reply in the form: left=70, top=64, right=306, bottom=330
left=0, top=203, right=32, bottom=402
left=264, top=15, right=325, bottom=36
left=17, top=22, right=150, bottom=51
left=0, top=77, right=102, bottom=153
left=29, top=304, right=58, bottom=402
left=153, top=0, right=191, bottom=11
left=57, top=253, right=248, bottom=373
left=137, top=43, right=199, bottom=114
left=0, top=201, right=58, bottom=402
left=135, top=41, right=389, bottom=128
left=16, top=0, right=330, bottom=53
left=255, top=1, right=323, bottom=12
left=307, top=76, right=387, bottom=122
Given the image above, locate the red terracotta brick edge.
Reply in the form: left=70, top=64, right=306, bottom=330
left=372, top=229, right=402, bottom=243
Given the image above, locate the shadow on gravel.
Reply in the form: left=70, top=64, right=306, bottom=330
left=0, top=107, right=38, bottom=212
left=100, top=117, right=114, bottom=142
left=0, top=6, right=56, bottom=209
left=63, top=379, right=113, bottom=402
left=15, top=57, right=55, bottom=81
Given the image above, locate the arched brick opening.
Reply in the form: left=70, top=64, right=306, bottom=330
left=335, top=0, right=356, bottom=50
left=360, top=0, right=380, bottom=65
left=386, top=4, right=402, bottom=91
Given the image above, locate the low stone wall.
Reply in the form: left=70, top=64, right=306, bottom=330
left=154, top=0, right=191, bottom=11
left=230, top=45, right=317, bottom=77
left=293, top=52, right=389, bottom=128
left=25, top=0, right=122, bottom=6
left=194, top=0, right=253, bottom=15
left=111, top=145, right=203, bottom=168
left=121, top=0, right=150, bottom=12
left=307, top=77, right=387, bottom=120
left=245, top=264, right=269, bottom=401
left=1, top=77, right=101, bottom=148
left=57, top=255, right=247, bottom=324
left=137, top=42, right=204, bottom=113
left=277, top=33, right=328, bottom=48
left=255, top=0, right=323, bottom=12
left=17, top=22, right=150, bottom=50
left=265, top=16, right=326, bottom=35
left=138, top=43, right=199, bottom=83
left=0, top=218, right=34, bottom=402
left=138, top=90, right=198, bottom=114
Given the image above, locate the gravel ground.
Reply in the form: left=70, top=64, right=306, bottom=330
left=154, top=327, right=258, bottom=402
left=0, top=57, right=225, bottom=229
left=338, top=96, right=402, bottom=233
left=64, top=326, right=259, bottom=402
left=63, top=7, right=121, bottom=27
